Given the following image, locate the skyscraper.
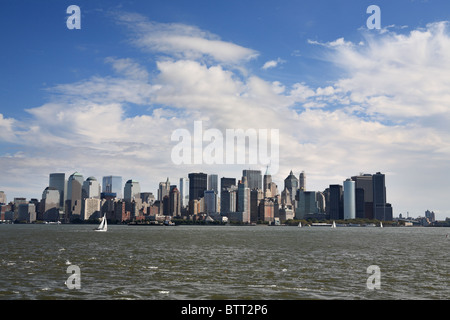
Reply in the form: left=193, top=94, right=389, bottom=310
left=221, top=177, right=237, bottom=215
left=242, top=169, right=262, bottom=190
left=329, top=184, right=343, bottom=220
left=83, top=176, right=101, bottom=199
left=207, top=174, right=219, bottom=193
left=124, top=179, right=141, bottom=202
left=41, top=187, right=60, bottom=221
left=237, top=177, right=250, bottom=223
left=169, top=186, right=181, bottom=216
left=102, top=176, right=123, bottom=198
left=343, top=179, right=356, bottom=220
left=373, top=172, right=393, bottom=221
left=284, top=170, right=299, bottom=203
left=299, top=171, right=306, bottom=191
left=66, top=172, right=84, bottom=221
left=49, top=173, right=65, bottom=209
left=179, top=177, right=189, bottom=208
left=158, top=177, right=171, bottom=201
left=188, top=172, right=207, bottom=202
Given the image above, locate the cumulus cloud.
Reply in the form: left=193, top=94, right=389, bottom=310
left=116, top=12, right=259, bottom=65
left=261, top=58, right=286, bottom=70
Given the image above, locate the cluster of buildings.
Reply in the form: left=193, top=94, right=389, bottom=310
left=0, top=169, right=394, bottom=224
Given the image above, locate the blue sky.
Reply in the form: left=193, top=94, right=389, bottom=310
left=1, top=0, right=450, bottom=220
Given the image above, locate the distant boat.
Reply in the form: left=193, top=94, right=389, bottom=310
left=298, top=222, right=302, bottom=228
left=380, top=222, right=383, bottom=228
left=94, top=214, right=107, bottom=232
left=331, top=221, right=336, bottom=228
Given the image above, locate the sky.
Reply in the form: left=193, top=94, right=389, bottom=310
left=1, top=0, right=450, bottom=220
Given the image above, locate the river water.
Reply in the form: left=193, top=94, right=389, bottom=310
left=0, top=224, right=448, bottom=300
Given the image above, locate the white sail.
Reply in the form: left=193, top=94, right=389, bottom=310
left=380, top=222, right=383, bottom=228
left=298, top=222, right=302, bottom=228
left=331, top=221, right=336, bottom=228
left=95, top=215, right=107, bottom=232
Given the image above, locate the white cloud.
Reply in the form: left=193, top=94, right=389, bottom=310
left=261, top=57, right=286, bottom=70
left=116, top=12, right=259, bottom=65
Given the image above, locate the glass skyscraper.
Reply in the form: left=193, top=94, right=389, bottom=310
left=102, top=176, right=122, bottom=198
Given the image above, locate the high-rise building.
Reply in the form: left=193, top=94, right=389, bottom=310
left=204, top=190, right=218, bottom=214
left=329, top=184, right=343, bottom=220
left=49, top=173, right=66, bottom=209
left=250, top=188, right=264, bottom=222
left=343, top=179, right=356, bottom=220
left=188, top=173, right=207, bottom=202
left=207, top=174, right=219, bottom=193
left=236, top=178, right=250, bottom=223
left=242, top=169, right=262, bottom=190
left=0, top=191, right=6, bottom=204
left=83, top=198, right=101, bottom=220
left=83, top=177, right=101, bottom=199
left=179, top=177, right=189, bottom=208
left=18, top=203, right=36, bottom=223
left=296, top=191, right=321, bottom=219
left=102, top=176, right=123, bottom=199
left=373, top=172, right=393, bottom=221
left=66, top=172, right=84, bottom=221
left=41, top=187, right=60, bottom=221
left=299, top=171, right=306, bottom=191
left=351, top=174, right=373, bottom=219
left=124, top=179, right=141, bottom=202
left=169, top=186, right=181, bottom=216
left=158, top=177, right=171, bottom=201
left=284, top=170, right=299, bottom=204
left=220, top=185, right=237, bottom=216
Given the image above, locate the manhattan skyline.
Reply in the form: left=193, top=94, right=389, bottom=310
left=1, top=1, right=450, bottom=220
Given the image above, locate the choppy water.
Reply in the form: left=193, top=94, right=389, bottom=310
left=0, top=224, right=448, bottom=300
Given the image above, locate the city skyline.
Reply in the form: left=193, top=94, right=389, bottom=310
left=1, top=1, right=450, bottom=220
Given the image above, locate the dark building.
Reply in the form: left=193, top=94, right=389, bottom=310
left=373, top=172, right=393, bottom=221
left=188, top=173, right=207, bottom=202
left=284, top=170, right=299, bottom=203
left=355, top=188, right=365, bottom=219
left=242, top=170, right=262, bottom=190
left=329, top=184, right=343, bottom=220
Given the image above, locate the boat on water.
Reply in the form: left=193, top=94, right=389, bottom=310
left=298, top=222, right=302, bottom=228
left=94, top=214, right=107, bottom=232
left=331, top=221, right=336, bottom=228
left=311, top=222, right=333, bottom=227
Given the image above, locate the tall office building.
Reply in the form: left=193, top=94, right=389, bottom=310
left=220, top=186, right=237, bottom=215
left=158, top=177, right=171, bottom=201
left=284, top=170, right=299, bottom=203
left=207, top=174, right=219, bottom=193
left=250, top=188, right=264, bottom=222
left=351, top=174, right=373, bottom=219
left=83, top=177, right=101, bottom=199
left=0, top=191, right=6, bottom=204
left=124, top=179, right=141, bottom=202
left=49, top=173, right=66, bottom=209
left=373, top=172, right=393, bottom=221
left=41, top=187, right=60, bottom=221
left=343, top=179, right=356, bottom=220
left=299, top=171, right=306, bottom=191
left=169, top=186, right=181, bottom=216
left=66, top=172, right=84, bottom=221
left=242, top=169, right=262, bottom=190
left=237, top=178, right=250, bottom=223
left=188, top=173, right=207, bottom=202
left=296, top=191, right=321, bottom=219
left=102, top=176, right=123, bottom=198
left=179, top=177, right=189, bottom=208
left=204, top=190, right=218, bottom=214
left=329, top=184, right=343, bottom=220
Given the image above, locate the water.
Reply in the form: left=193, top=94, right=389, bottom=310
left=0, top=224, right=448, bottom=300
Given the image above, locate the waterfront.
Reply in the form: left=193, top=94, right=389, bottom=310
left=0, top=224, right=448, bottom=300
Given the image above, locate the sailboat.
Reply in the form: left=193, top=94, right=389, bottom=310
left=94, top=214, right=107, bottom=232
left=331, top=221, right=336, bottom=228
left=380, top=222, right=383, bottom=228
left=298, top=222, right=302, bottom=228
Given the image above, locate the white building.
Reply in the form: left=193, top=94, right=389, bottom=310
left=343, top=179, right=356, bottom=220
